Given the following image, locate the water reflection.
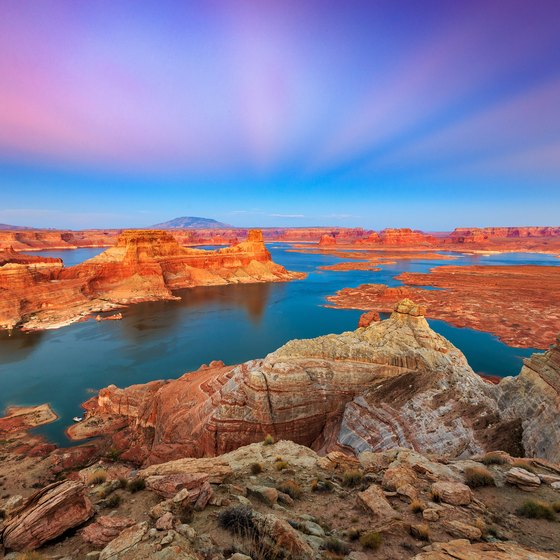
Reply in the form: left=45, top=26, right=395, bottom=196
left=0, top=330, right=45, bottom=365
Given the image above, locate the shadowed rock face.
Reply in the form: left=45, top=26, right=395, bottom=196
left=0, top=229, right=303, bottom=331
left=69, top=299, right=519, bottom=466
left=498, top=336, right=560, bottom=463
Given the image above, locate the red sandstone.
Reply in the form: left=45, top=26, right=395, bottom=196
left=0, top=229, right=304, bottom=331
left=326, top=265, right=560, bottom=348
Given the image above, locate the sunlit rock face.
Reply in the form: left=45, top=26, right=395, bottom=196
left=70, top=299, right=519, bottom=466
left=0, top=229, right=303, bottom=331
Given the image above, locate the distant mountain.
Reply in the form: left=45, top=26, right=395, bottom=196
left=0, top=223, right=35, bottom=230
left=151, top=216, right=233, bottom=229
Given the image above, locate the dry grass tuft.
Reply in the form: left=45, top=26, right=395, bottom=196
left=464, top=466, right=495, bottom=488
left=360, top=530, right=382, bottom=550
left=516, top=499, right=555, bottom=521
left=87, top=468, right=107, bottom=485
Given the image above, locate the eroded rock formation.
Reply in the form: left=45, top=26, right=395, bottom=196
left=1, top=480, right=94, bottom=551
left=0, top=229, right=303, bottom=331
left=68, top=299, right=516, bottom=465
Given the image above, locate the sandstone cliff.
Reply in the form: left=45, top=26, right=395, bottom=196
left=0, top=230, right=304, bottom=331
left=498, top=335, right=560, bottom=462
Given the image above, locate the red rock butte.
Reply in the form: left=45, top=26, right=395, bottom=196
left=0, top=229, right=304, bottom=331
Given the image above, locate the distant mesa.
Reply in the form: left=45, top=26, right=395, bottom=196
left=0, top=223, right=36, bottom=230
left=151, top=216, right=233, bottom=229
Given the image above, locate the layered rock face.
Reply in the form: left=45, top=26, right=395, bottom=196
left=0, top=229, right=119, bottom=251
left=1, top=480, right=94, bottom=551
left=0, top=229, right=303, bottom=331
left=498, top=336, right=560, bottom=462
left=449, top=226, right=560, bottom=243
left=69, top=300, right=512, bottom=465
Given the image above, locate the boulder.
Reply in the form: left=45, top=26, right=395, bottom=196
left=431, top=481, right=472, bottom=506
left=505, top=467, right=541, bottom=490
left=99, top=522, right=148, bottom=560
left=442, top=520, right=482, bottom=540
left=2, top=480, right=94, bottom=551
left=145, top=472, right=210, bottom=499
left=82, top=516, right=136, bottom=547
left=413, top=539, right=560, bottom=559
left=357, top=484, right=401, bottom=523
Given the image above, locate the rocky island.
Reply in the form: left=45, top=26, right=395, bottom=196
left=0, top=229, right=304, bottom=331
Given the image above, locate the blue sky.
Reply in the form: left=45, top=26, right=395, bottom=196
left=1, top=0, right=559, bottom=230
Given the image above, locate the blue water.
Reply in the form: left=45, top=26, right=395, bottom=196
left=0, top=246, right=555, bottom=445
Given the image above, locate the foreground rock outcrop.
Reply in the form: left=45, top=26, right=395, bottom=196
left=0, top=229, right=304, bottom=331
left=3, top=439, right=560, bottom=558
left=1, top=480, right=94, bottom=551
left=68, top=299, right=520, bottom=465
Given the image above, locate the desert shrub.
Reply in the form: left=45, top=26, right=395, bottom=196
left=360, top=530, right=382, bottom=550
left=117, top=477, right=128, bottom=489
left=263, top=434, right=274, bottom=446
left=274, top=461, right=289, bottom=471
left=17, top=553, right=45, bottom=560
left=311, top=478, right=334, bottom=493
left=410, top=500, right=424, bottom=513
left=410, top=524, right=430, bottom=541
left=346, top=527, right=361, bottom=541
left=218, top=505, right=255, bottom=536
left=276, top=479, right=302, bottom=499
left=464, top=466, right=495, bottom=488
left=106, top=448, right=121, bottom=462
left=87, top=469, right=107, bottom=485
left=480, top=452, right=507, bottom=466
left=430, top=488, right=441, bottom=503
left=103, top=494, right=121, bottom=508
left=511, top=460, right=537, bottom=473
left=323, top=537, right=350, bottom=555
left=516, top=500, right=555, bottom=521
left=127, top=477, right=146, bottom=493
left=342, top=469, right=364, bottom=487
left=250, top=462, right=263, bottom=475
left=552, top=501, right=560, bottom=513
left=0, top=508, right=5, bottom=519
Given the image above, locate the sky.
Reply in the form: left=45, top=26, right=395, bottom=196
left=0, top=0, right=559, bottom=230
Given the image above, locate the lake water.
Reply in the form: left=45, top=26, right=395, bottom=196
left=1, top=245, right=557, bottom=445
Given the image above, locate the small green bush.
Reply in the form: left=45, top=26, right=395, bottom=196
left=274, top=461, right=288, bottom=471
left=516, top=500, right=555, bottom=521
left=552, top=501, right=560, bottom=513
left=250, top=462, right=263, bottom=475
left=464, top=466, right=495, bottom=488
left=346, top=527, right=361, bottom=541
left=342, top=469, right=364, bottom=487
left=263, top=434, right=275, bottom=446
left=127, top=477, right=146, bottom=493
left=360, top=530, right=382, bottom=550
